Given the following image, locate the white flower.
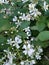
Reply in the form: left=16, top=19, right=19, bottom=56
left=13, top=16, right=17, bottom=22
left=20, top=61, right=24, bottom=65
left=29, top=3, right=36, bottom=13
left=18, top=11, right=22, bottom=15
left=15, top=20, right=21, bottom=28
left=5, top=31, right=8, bottom=34
left=0, top=0, right=9, bottom=4
left=24, top=27, right=31, bottom=36
left=13, top=35, right=22, bottom=49
left=7, top=39, right=15, bottom=45
left=19, top=13, right=26, bottom=20
left=43, top=1, right=49, bottom=11
left=7, top=35, right=22, bottom=49
left=22, top=0, right=28, bottom=3
left=3, top=62, right=10, bottom=65
left=4, top=50, right=13, bottom=64
left=31, top=37, right=35, bottom=41
left=26, top=14, right=31, bottom=21
left=24, top=59, right=36, bottom=65
left=23, top=44, right=35, bottom=57
left=30, top=60, right=36, bottom=65
left=15, top=35, right=22, bottom=44
left=19, top=13, right=31, bottom=21
left=29, top=3, right=41, bottom=17
left=11, top=2, right=14, bottom=6
left=24, top=27, right=30, bottom=32
left=3, top=50, right=16, bottom=65
left=38, top=46, right=43, bottom=53
left=13, top=42, right=20, bottom=49
left=35, top=52, right=41, bottom=60
left=24, top=59, right=30, bottom=65
left=3, top=62, right=16, bottom=65
left=30, top=8, right=41, bottom=17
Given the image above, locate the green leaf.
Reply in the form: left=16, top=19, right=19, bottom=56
left=0, top=18, right=11, bottom=32
left=31, top=16, right=46, bottom=32
left=47, top=21, right=49, bottom=28
left=31, top=22, right=46, bottom=32
left=32, top=40, right=49, bottom=48
left=37, top=31, right=49, bottom=41
left=0, top=35, right=6, bottom=44
left=36, top=16, right=46, bottom=31
left=0, top=35, right=9, bottom=51
left=36, top=21, right=46, bottom=32
left=31, top=26, right=38, bottom=30
left=46, top=0, right=49, bottom=3
left=18, top=31, right=27, bottom=38
left=20, top=21, right=30, bottom=29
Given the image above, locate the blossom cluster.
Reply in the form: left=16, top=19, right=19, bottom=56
left=0, top=38, right=43, bottom=65
left=0, top=0, right=49, bottom=65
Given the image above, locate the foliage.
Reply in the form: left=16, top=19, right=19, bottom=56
left=0, top=0, right=49, bottom=65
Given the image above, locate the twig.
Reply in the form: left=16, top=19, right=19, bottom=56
left=44, top=55, right=49, bottom=61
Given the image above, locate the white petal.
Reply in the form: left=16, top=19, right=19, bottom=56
left=23, top=45, right=27, bottom=49
left=23, top=50, right=27, bottom=55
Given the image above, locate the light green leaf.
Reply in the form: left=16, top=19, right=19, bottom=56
left=36, top=21, right=46, bottom=32
left=31, top=26, right=38, bottom=30
left=37, top=31, right=49, bottom=41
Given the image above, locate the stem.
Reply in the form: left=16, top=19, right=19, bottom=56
left=16, top=49, right=22, bottom=61
left=44, top=55, right=49, bottom=61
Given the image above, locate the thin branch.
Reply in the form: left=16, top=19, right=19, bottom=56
left=44, top=55, right=49, bottom=61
